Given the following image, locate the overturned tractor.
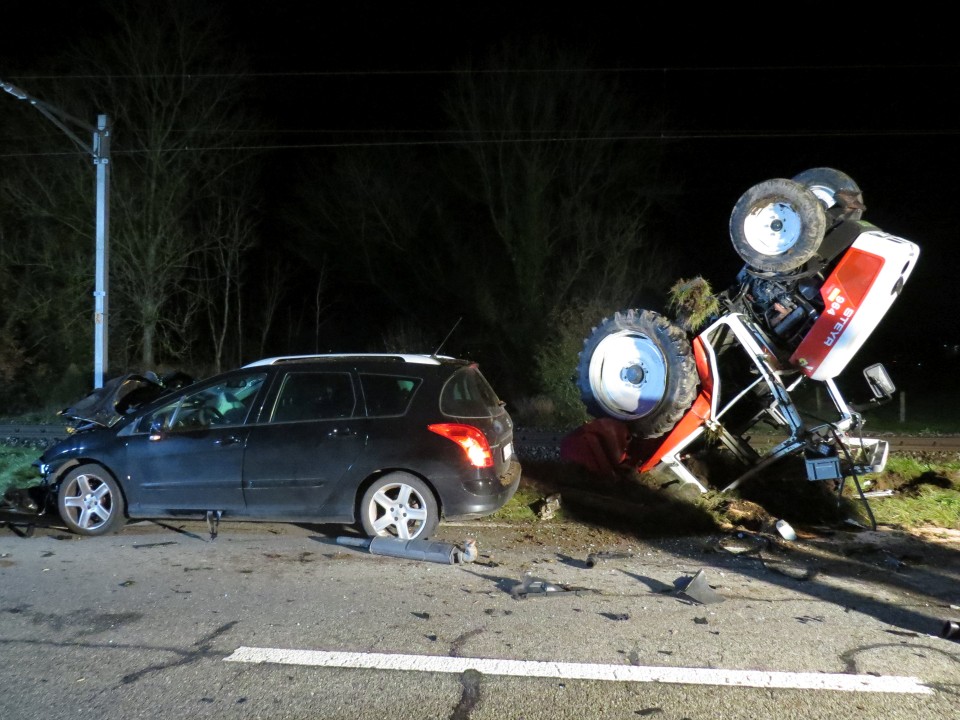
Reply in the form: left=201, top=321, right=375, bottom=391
left=566, top=168, right=920, bottom=497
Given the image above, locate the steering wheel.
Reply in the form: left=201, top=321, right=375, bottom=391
left=199, top=406, right=224, bottom=425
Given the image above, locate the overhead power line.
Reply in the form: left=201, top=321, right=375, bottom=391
left=5, top=62, right=960, bottom=82
left=2, top=126, right=958, bottom=160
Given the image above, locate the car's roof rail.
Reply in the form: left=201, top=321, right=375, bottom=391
left=242, top=353, right=458, bottom=368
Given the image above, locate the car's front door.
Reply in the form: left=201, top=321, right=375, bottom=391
left=126, top=373, right=267, bottom=514
left=241, top=370, right=366, bottom=518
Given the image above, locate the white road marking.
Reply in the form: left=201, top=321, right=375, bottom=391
left=225, top=647, right=932, bottom=694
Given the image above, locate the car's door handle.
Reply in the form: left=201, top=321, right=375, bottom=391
left=216, top=435, right=241, bottom=446
left=326, top=427, right=356, bottom=438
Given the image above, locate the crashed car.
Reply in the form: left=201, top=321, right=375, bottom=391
left=568, top=168, right=920, bottom=494
left=27, top=353, right=521, bottom=539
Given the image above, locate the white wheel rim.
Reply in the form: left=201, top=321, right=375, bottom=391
left=368, top=482, right=427, bottom=540
left=587, top=331, right=667, bottom=420
left=742, top=200, right=803, bottom=255
left=806, top=183, right=839, bottom=209
left=62, top=473, right=113, bottom=531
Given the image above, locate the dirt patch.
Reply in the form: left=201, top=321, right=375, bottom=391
left=515, top=457, right=958, bottom=551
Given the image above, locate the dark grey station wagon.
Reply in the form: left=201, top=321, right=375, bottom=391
left=33, top=354, right=522, bottom=540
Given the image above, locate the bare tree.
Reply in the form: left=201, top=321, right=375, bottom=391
left=197, top=193, right=258, bottom=373
left=0, top=138, right=95, bottom=405
left=73, top=1, right=263, bottom=370
left=254, top=257, right=291, bottom=359
left=283, top=38, right=674, bottom=399
left=444, top=38, right=671, bottom=322
left=438, top=39, right=674, bottom=398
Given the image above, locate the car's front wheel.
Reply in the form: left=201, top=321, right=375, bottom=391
left=359, top=472, right=439, bottom=540
left=57, top=463, right=127, bottom=536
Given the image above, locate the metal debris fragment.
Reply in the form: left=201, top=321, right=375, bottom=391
left=537, top=493, right=562, bottom=520
left=716, top=535, right=764, bottom=556
left=510, top=571, right=593, bottom=599
left=760, top=555, right=817, bottom=580
left=205, top=510, right=222, bottom=540
left=677, top=569, right=724, bottom=604
left=461, top=538, right=478, bottom=563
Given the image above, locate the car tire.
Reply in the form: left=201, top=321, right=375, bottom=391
left=792, top=167, right=864, bottom=222
left=576, top=309, right=698, bottom=438
left=57, top=463, right=127, bottom=536
left=359, top=472, right=439, bottom=540
left=729, top=178, right=827, bottom=272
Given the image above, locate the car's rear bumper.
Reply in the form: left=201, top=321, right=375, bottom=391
left=444, top=458, right=522, bottom=518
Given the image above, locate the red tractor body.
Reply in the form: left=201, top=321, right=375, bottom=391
left=568, top=169, right=920, bottom=494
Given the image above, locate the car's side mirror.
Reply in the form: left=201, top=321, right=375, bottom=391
left=863, top=363, right=896, bottom=401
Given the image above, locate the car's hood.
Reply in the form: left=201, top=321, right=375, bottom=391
left=58, top=371, right=193, bottom=428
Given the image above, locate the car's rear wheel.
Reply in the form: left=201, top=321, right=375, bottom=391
left=729, top=178, right=827, bottom=272
left=360, top=472, right=439, bottom=540
left=576, top=309, right=698, bottom=438
left=57, top=463, right=126, bottom=536
left=792, top=167, right=863, bottom=222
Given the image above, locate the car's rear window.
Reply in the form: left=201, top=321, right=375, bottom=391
left=439, top=366, right=503, bottom=419
left=359, top=374, right=420, bottom=417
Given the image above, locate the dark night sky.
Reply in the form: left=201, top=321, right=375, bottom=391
left=4, top=2, right=959, bottom=377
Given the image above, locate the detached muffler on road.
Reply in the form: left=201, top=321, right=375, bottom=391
left=336, top=535, right=478, bottom=565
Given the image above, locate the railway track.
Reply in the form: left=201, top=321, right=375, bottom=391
left=513, top=429, right=960, bottom=454
left=3, top=424, right=959, bottom=453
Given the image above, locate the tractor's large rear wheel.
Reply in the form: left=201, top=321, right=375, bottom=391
left=576, top=309, right=698, bottom=439
left=792, top=167, right=864, bottom=222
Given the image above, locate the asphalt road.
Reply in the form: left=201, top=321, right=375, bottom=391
left=1, top=517, right=958, bottom=720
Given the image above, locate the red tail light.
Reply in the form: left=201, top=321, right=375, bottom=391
left=428, top=423, right=494, bottom=468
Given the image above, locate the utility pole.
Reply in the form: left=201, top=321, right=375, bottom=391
left=1, top=79, right=111, bottom=389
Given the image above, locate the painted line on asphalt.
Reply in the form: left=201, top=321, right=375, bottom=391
left=225, top=647, right=932, bottom=694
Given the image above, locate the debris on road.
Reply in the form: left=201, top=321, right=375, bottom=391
left=775, top=519, right=798, bottom=541
left=206, top=510, right=222, bottom=540
left=461, top=538, right=478, bottom=563
left=759, top=552, right=818, bottom=581
left=535, top=493, right=562, bottom=520
left=585, top=550, right=635, bottom=567
left=510, top=571, right=594, bottom=599
left=677, top=569, right=725, bottom=604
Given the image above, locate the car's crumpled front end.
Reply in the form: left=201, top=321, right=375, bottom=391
left=57, top=370, right=192, bottom=433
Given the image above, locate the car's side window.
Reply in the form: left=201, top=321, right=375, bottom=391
left=270, top=372, right=356, bottom=423
left=138, top=373, right=266, bottom=432
left=360, top=374, right=420, bottom=417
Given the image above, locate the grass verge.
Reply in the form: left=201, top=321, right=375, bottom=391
left=3, top=443, right=959, bottom=536
left=0, top=446, right=42, bottom=497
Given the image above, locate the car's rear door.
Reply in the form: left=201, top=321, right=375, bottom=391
left=241, top=369, right=366, bottom=518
